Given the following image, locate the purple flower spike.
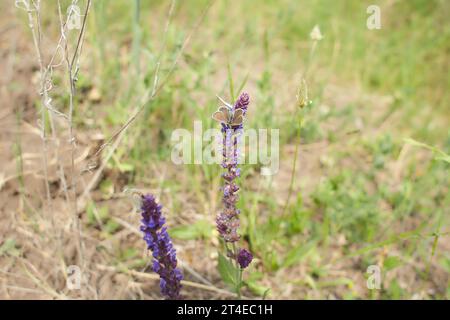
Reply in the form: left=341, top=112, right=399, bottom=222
left=235, top=92, right=250, bottom=115
left=216, top=92, right=251, bottom=244
left=140, top=194, right=183, bottom=300
left=215, top=92, right=254, bottom=269
left=237, top=248, right=253, bottom=269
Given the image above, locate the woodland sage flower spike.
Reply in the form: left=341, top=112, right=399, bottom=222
left=140, top=194, right=183, bottom=299
left=213, top=92, right=253, bottom=270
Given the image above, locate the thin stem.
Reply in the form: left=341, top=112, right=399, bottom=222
left=25, top=0, right=52, bottom=213
left=231, top=242, right=241, bottom=298
left=63, top=0, right=92, bottom=269
left=281, top=35, right=319, bottom=215
left=282, top=110, right=303, bottom=216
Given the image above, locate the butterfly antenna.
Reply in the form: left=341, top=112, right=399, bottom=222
left=216, top=95, right=233, bottom=109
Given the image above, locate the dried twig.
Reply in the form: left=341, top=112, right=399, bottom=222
left=96, top=264, right=248, bottom=299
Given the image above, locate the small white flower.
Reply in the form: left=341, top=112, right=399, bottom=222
left=310, top=25, right=323, bottom=41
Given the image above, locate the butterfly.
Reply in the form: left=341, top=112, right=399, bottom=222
left=212, top=96, right=244, bottom=126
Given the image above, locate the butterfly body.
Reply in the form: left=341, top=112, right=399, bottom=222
left=212, top=96, right=244, bottom=126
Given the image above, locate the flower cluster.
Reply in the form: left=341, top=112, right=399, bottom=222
left=140, top=194, right=183, bottom=299
left=237, top=248, right=253, bottom=269
left=215, top=92, right=253, bottom=268
left=234, top=92, right=250, bottom=115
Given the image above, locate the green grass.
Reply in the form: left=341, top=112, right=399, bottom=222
left=85, top=0, right=448, bottom=298
left=13, top=0, right=449, bottom=299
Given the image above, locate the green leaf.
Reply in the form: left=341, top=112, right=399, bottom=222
left=0, top=238, right=20, bottom=257
left=404, top=138, right=450, bottom=163
left=218, top=253, right=238, bottom=287
left=87, top=202, right=110, bottom=225
left=169, top=220, right=213, bottom=240
left=317, top=278, right=354, bottom=289
left=117, top=162, right=135, bottom=172
left=435, top=154, right=450, bottom=163
left=384, top=256, right=402, bottom=271
left=99, top=179, right=114, bottom=197
left=236, top=73, right=249, bottom=98
left=404, top=138, right=432, bottom=150
left=387, top=279, right=404, bottom=299
left=303, top=274, right=318, bottom=290
left=121, top=248, right=139, bottom=260
left=86, top=202, right=96, bottom=225
left=104, top=219, right=120, bottom=234
left=282, top=240, right=316, bottom=269
left=227, top=63, right=235, bottom=102
left=245, top=280, right=271, bottom=297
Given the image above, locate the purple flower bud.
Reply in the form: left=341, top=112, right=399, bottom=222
left=140, top=194, right=183, bottom=299
left=235, top=92, right=250, bottom=115
left=237, top=248, right=253, bottom=269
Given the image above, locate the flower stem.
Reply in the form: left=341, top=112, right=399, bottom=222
left=282, top=110, right=303, bottom=216
left=231, top=242, right=242, bottom=299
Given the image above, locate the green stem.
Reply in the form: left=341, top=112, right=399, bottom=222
left=231, top=242, right=242, bottom=298
left=282, top=111, right=303, bottom=216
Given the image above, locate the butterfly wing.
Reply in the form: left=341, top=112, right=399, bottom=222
left=230, top=108, right=244, bottom=126
left=212, top=106, right=232, bottom=123
left=233, top=109, right=244, bottom=118
left=231, top=115, right=243, bottom=126
left=218, top=106, right=230, bottom=115
left=212, top=110, right=228, bottom=123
